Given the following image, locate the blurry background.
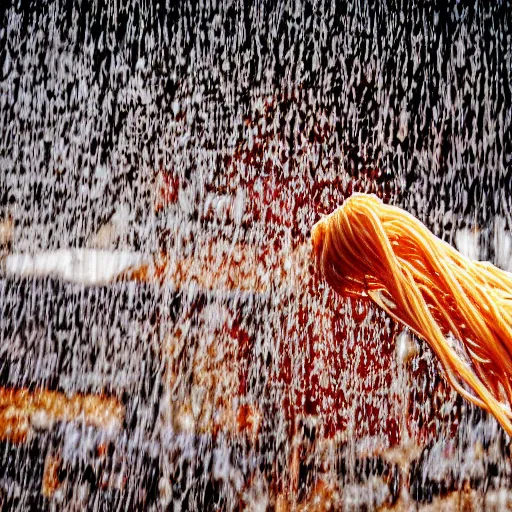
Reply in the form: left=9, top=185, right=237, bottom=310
left=0, top=0, right=511, bottom=510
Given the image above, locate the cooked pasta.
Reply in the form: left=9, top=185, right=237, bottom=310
left=311, top=193, right=512, bottom=435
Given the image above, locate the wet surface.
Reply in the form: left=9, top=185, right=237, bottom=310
left=1, top=1, right=511, bottom=510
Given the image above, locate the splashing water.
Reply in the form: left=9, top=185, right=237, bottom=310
left=0, top=1, right=511, bottom=510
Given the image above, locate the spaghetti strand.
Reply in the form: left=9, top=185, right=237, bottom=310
left=311, top=193, right=512, bottom=435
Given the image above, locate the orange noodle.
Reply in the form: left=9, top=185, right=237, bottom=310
left=311, top=193, right=512, bottom=435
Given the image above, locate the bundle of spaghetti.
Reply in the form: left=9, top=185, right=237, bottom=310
left=311, top=193, right=512, bottom=435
